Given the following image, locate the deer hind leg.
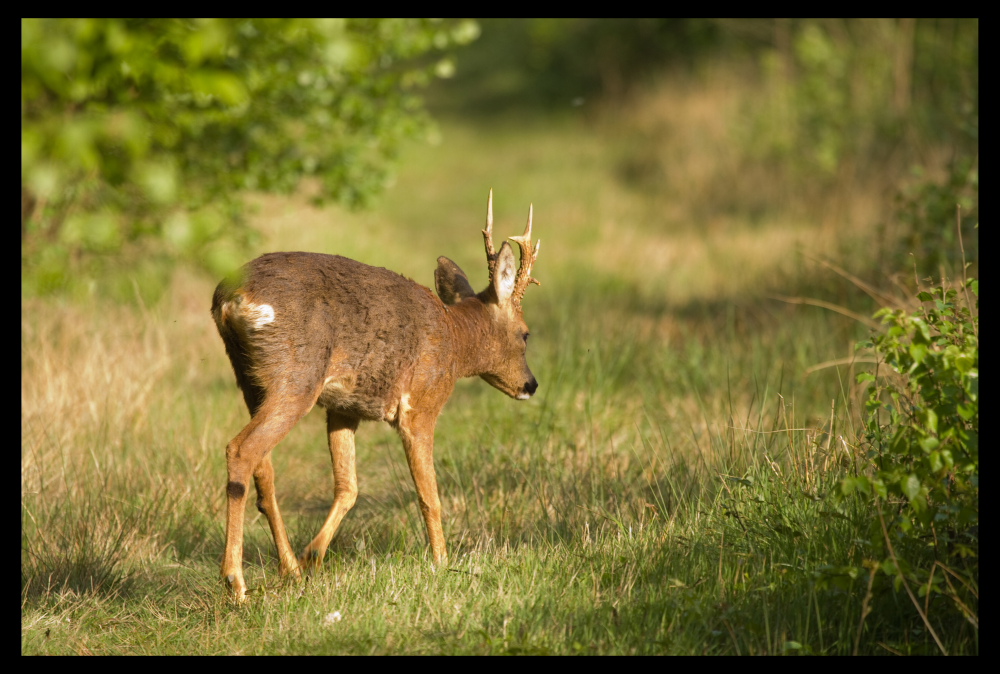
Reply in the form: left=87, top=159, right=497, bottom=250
left=221, top=391, right=316, bottom=602
left=253, top=453, right=300, bottom=579
left=398, top=414, right=448, bottom=566
left=300, top=411, right=360, bottom=571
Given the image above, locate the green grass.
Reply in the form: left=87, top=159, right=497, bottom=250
left=22, top=71, right=976, bottom=654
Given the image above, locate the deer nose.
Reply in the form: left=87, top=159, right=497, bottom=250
left=523, top=378, right=538, bottom=397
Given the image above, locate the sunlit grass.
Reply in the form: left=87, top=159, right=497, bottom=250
left=21, top=66, right=974, bottom=654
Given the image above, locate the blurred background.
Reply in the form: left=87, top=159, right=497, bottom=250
left=22, top=18, right=977, bottom=301
left=22, top=19, right=978, bottom=654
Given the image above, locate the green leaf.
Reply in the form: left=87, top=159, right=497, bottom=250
left=856, top=372, right=876, bottom=383
left=909, top=317, right=932, bottom=342
left=924, top=408, right=938, bottom=434
left=901, top=474, right=921, bottom=500
left=957, top=403, right=976, bottom=421
left=841, top=476, right=871, bottom=496
left=919, top=436, right=940, bottom=453
left=928, top=450, right=942, bottom=472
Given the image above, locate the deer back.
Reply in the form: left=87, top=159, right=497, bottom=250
left=213, top=252, right=453, bottom=422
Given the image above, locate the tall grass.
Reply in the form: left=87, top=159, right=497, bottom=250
left=22, top=66, right=974, bottom=654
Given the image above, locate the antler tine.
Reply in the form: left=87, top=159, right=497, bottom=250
left=508, top=203, right=541, bottom=306
left=510, top=203, right=532, bottom=245
left=482, top=189, right=498, bottom=282
left=508, top=204, right=530, bottom=249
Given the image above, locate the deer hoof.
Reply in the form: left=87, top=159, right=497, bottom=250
left=224, top=573, right=248, bottom=604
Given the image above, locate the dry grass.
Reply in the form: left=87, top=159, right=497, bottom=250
left=22, top=63, right=972, bottom=654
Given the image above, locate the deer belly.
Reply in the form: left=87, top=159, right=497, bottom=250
left=317, top=367, right=404, bottom=422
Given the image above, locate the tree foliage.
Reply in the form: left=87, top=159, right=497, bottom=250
left=736, top=19, right=978, bottom=275
left=21, top=18, right=479, bottom=298
left=430, top=19, right=725, bottom=112
left=734, top=19, right=977, bottom=176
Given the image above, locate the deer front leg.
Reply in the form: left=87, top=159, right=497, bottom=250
left=300, top=411, right=360, bottom=571
left=398, top=414, right=447, bottom=565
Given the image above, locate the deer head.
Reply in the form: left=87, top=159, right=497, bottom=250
left=434, top=189, right=540, bottom=399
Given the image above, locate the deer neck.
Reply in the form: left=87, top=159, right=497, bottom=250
left=445, top=297, right=507, bottom=379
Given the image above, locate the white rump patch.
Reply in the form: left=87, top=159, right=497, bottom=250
left=221, top=297, right=276, bottom=334
left=242, top=302, right=275, bottom=329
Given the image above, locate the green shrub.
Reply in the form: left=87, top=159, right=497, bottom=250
left=842, top=275, right=978, bottom=645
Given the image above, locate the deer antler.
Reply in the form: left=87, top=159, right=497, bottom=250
left=509, top=203, right=541, bottom=307
left=482, top=189, right=498, bottom=284
left=482, top=191, right=540, bottom=306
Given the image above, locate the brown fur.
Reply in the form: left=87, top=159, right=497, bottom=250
left=211, top=195, right=539, bottom=602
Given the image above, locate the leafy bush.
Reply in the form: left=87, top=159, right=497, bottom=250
left=852, top=281, right=978, bottom=529
left=842, top=275, right=978, bottom=646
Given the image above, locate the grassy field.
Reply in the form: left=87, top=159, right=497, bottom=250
left=21, top=71, right=975, bottom=655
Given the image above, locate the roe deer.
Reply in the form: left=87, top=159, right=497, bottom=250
left=211, top=190, right=540, bottom=601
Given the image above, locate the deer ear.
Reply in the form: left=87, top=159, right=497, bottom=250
left=435, top=256, right=476, bottom=305
left=493, top=242, right=517, bottom=304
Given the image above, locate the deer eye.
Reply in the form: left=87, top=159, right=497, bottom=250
left=523, top=332, right=530, bottom=343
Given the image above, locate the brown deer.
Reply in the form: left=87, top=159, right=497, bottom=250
left=211, top=191, right=540, bottom=601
